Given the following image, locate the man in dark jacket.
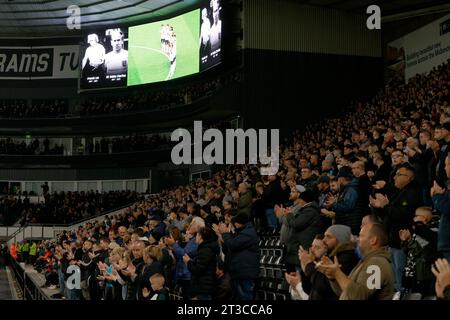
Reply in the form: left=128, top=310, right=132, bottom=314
left=236, top=183, right=253, bottom=218
left=326, top=166, right=362, bottom=234
left=218, top=213, right=260, bottom=300
left=120, top=240, right=145, bottom=300
left=262, top=175, right=284, bottom=230
left=214, top=260, right=233, bottom=300
left=370, top=164, right=422, bottom=292
left=299, top=167, right=318, bottom=191
left=77, top=239, right=94, bottom=300
left=184, top=227, right=219, bottom=300
left=299, top=224, right=358, bottom=300
left=275, top=188, right=321, bottom=269
left=435, top=122, right=450, bottom=187
left=351, top=161, right=372, bottom=215
left=399, top=206, right=438, bottom=297
left=431, top=153, right=450, bottom=263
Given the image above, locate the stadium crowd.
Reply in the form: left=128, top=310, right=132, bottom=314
left=87, top=134, right=171, bottom=154
left=78, top=77, right=224, bottom=116
left=5, top=60, right=450, bottom=301
left=0, top=73, right=241, bottom=119
left=0, top=190, right=140, bottom=226
left=0, top=99, right=68, bottom=118
left=0, top=137, right=65, bottom=155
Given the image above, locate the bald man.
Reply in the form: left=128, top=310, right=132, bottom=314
left=318, top=223, right=395, bottom=300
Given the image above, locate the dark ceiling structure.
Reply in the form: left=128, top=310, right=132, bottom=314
left=0, top=0, right=203, bottom=37
left=0, top=0, right=449, bottom=37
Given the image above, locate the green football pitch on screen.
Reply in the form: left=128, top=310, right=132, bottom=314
left=128, top=9, right=200, bottom=86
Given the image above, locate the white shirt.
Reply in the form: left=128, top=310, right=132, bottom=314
left=170, top=41, right=177, bottom=61
left=104, top=49, right=128, bottom=75
left=84, top=44, right=105, bottom=68
left=200, top=20, right=211, bottom=46
left=210, top=20, right=222, bottom=51
left=290, top=283, right=309, bottom=300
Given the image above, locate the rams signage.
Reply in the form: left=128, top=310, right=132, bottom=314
left=0, top=45, right=79, bottom=79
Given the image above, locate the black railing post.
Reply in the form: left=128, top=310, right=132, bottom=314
left=23, top=268, right=26, bottom=300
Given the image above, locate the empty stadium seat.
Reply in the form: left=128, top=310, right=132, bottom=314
left=257, top=290, right=267, bottom=300
left=266, top=291, right=276, bottom=300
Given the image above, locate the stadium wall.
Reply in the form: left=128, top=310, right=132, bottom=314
left=243, top=0, right=381, bottom=57
left=241, top=49, right=383, bottom=132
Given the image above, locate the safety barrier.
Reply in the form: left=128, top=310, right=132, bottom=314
left=9, top=256, right=49, bottom=300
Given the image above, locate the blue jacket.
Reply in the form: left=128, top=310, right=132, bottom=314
left=432, top=190, right=450, bottom=253
left=222, top=223, right=260, bottom=280
left=332, top=180, right=361, bottom=233
left=172, top=237, right=198, bottom=281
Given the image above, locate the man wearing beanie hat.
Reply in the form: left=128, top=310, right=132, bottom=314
left=298, top=224, right=358, bottom=300
left=318, top=223, right=394, bottom=300
left=323, top=224, right=358, bottom=273
left=275, top=187, right=321, bottom=270
left=324, top=166, right=362, bottom=235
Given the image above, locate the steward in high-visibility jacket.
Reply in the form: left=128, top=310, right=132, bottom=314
left=9, top=243, right=17, bottom=260
left=29, top=242, right=37, bottom=264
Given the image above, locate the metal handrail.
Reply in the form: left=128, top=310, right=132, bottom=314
left=9, top=257, right=49, bottom=300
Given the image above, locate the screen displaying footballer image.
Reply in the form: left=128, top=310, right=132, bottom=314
left=80, top=27, right=128, bottom=90
left=199, top=0, right=222, bottom=71
left=128, top=9, right=200, bottom=86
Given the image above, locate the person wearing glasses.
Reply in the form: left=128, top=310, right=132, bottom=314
left=369, top=164, right=423, bottom=295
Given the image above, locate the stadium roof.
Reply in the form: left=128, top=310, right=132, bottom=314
left=1, top=0, right=449, bottom=38
left=299, top=0, right=450, bottom=17
left=0, top=0, right=203, bottom=37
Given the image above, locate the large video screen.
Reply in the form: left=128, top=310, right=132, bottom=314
left=79, top=1, right=222, bottom=90
left=200, top=0, right=222, bottom=71
left=80, top=27, right=128, bottom=90
left=128, top=10, right=200, bottom=86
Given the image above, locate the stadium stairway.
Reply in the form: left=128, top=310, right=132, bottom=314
left=0, top=266, right=13, bottom=300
